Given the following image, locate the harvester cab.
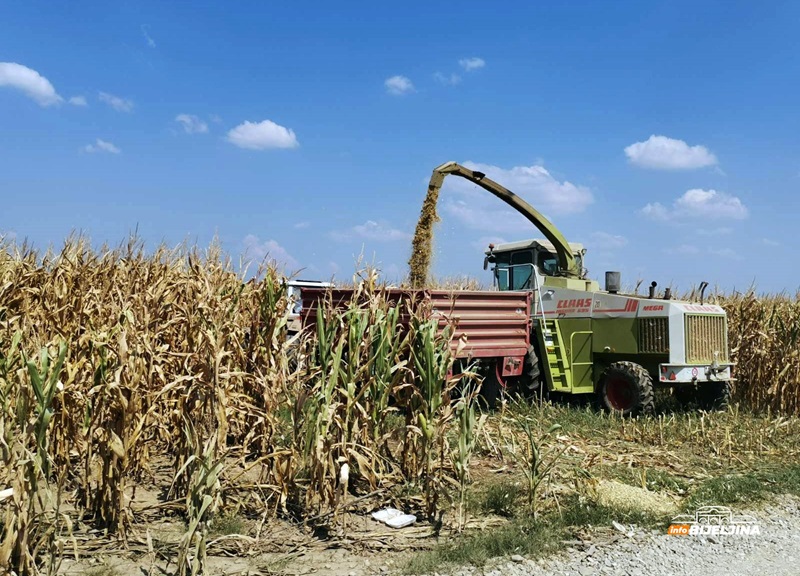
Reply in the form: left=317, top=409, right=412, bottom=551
left=486, top=239, right=588, bottom=291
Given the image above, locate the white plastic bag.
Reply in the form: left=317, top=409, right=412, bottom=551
left=371, top=507, right=417, bottom=528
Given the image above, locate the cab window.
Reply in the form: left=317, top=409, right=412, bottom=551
left=492, top=252, right=510, bottom=290
left=537, top=250, right=558, bottom=276
left=493, top=251, right=536, bottom=291
left=511, top=250, right=534, bottom=290
left=537, top=250, right=583, bottom=276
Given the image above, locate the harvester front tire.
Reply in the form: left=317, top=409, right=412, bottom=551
left=599, top=362, right=654, bottom=417
left=698, top=381, right=732, bottom=411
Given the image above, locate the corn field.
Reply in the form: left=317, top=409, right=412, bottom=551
left=0, top=235, right=799, bottom=573
left=718, top=291, right=800, bottom=415
left=0, top=236, right=472, bottom=575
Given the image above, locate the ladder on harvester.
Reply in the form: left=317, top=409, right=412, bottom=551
left=539, top=319, right=571, bottom=390
left=530, top=267, right=571, bottom=391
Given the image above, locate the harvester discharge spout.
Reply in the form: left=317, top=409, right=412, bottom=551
left=408, top=161, right=581, bottom=288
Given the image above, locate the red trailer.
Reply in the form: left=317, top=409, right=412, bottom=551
left=300, top=288, right=532, bottom=378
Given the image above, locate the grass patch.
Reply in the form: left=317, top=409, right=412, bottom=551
left=404, top=517, right=562, bottom=574
left=687, top=463, right=800, bottom=508
left=477, top=481, right=522, bottom=517
left=559, top=498, right=669, bottom=531
left=403, top=495, right=668, bottom=574
left=603, top=465, right=690, bottom=494
left=209, top=511, right=247, bottom=536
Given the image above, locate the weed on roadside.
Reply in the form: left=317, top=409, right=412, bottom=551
left=687, top=463, right=800, bottom=508
left=403, top=495, right=670, bottom=574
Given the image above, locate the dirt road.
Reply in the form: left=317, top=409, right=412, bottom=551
left=453, top=496, right=800, bottom=576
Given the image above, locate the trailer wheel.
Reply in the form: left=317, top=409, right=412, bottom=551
left=697, top=381, right=731, bottom=411
left=599, top=362, right=654, bottom=416
left=478, top=361, right=503, bottom=409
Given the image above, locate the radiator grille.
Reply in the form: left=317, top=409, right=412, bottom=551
left=639, top=317, right=669, bottom=354
left=685, top=315, right=729, bottom=364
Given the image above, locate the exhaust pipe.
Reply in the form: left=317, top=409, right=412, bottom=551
left=605, top=271, right=621, bottom=294
left=648, top=281, right=657, bottom=299
left=664, top=288, right=672, bottom=300
left=699, top=281, right=709, bottom=304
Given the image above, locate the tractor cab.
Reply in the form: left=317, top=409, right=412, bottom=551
left=485, top=239, right=586, bottom=291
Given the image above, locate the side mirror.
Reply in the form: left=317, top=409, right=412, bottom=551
left=484, top=243, right=497, bottom=271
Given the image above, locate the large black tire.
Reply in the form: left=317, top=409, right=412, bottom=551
left=520, top=344, right=543, bottom=396
left=598, top=361, right=655, bottom=416
left=697, top=381, right=732, bottom=411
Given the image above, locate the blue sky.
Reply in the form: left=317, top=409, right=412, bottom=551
left=1, top=1, right=798, bottom=292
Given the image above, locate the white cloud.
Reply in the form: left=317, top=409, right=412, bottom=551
left=226, top=120, right=299, bottom=150
left=99, top=92, right=134, bottom=112
left=68, top=95, right=87, bottom=106
left=242, top=235, right=298, bottom=269
left=141, top=25, right=156, bottom=48
left=675, top=189, right=748, bottom=219
left=640, top=202, right=670, bottom=221
left=293, top=221, right=310, bottom=229
left=384, top=75, right=414, bottom=95
left=0, top=62, right=62, bottom=106
left=434, top=72, right=461, bottom=86
left=641, top=189, right=747, bottom=222
left=459, top=57, right=486, bottom=71
left=590, top=232, right=628, bottom=250
left=331, top=220, right=411, bottom=242
left=442, top=161, right=593, bottom=234
left=761, top=238, right=780, bottom=247
left=83, top=139, right=121, bottom=154
left=175, top=114, right=208, bottom=134
left=624, top=135, right=717, bottom=170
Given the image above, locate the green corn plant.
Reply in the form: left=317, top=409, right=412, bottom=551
left=25, top=342, right=67, bottom=480
left=452, top=377, right=481, bottom=531
left=0, top=339, right=67, bottom=576
left=295, top=300, right=345, bottom=516
left=409, top=315, right=457, bottom=519
left=367, top=304, right=408, bottom=454
left=505, top=400, right=569, bottom=520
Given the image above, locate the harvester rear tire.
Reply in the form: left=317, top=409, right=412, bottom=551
left=698, top=381, right=732, bottom=411
left=521, top=344, right=543, bottom=395
left=598, top=361, right=654, bottom=417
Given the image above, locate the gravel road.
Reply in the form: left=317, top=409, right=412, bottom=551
left=446, top=496, right=800, bottom=576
